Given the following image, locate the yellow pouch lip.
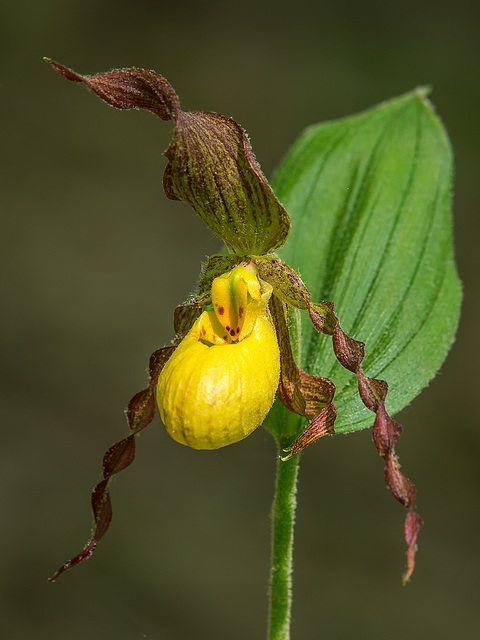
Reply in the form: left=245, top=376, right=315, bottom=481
left=157, top=287, right=280, bottom=449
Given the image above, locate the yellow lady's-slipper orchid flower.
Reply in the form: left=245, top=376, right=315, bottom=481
left=45, top=60, right=427, bottom=585
left=156, top=265, right=280, bottom=449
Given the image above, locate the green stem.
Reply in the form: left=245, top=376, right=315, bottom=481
left=268, top=448, right=300, bottom=640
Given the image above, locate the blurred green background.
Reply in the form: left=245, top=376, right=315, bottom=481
left=2, top=1, right=478, bottom=638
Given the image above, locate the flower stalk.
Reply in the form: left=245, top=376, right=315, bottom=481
left=268, top=452, right=300, bottom=640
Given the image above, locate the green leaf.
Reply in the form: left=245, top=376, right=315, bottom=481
left=270, top=88, right=461, bottom=434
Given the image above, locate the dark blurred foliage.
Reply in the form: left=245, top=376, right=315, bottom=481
left=2, top=1, right=478, bottom=638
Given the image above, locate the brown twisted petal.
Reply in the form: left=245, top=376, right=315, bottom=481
left=297, top=368, right=336, bottom=420
left=269, top=294, right=306, bottom=417
left=48, top=344, right=175, bottom=582
left=308, top=301, right=338, bottom=335
left=269, top=294, right=337, bottom=455
left=276, top=289, right=423, bottom=582
left=331, top=323, right=423, bottom=584
left=281, top=403, right=337, bottom=461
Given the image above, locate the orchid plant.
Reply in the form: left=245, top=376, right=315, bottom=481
left=45, top=59, right=461, bottom=639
